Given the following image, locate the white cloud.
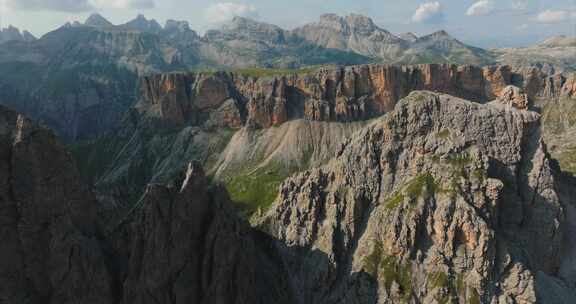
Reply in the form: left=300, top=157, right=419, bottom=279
left=5, top=0, right=154, bottom=11
left=516, top=24, right=529, bottom=31
left=204, top=2, right=258, bottom=24
left=91, top=0, right=154, bottom=9
left=535, top=9, right=569, bottom=23
left=466, top=0, right=495, bottom=16
left=6, top=0, right=93, bottom=12
left=512, top=0, right=529, bottom=10
left=412, top=1, right=444, bottom=24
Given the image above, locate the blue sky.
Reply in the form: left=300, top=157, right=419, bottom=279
left=1, top=0, right=575, bottom=47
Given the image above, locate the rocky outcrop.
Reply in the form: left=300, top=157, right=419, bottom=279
left=494, top=85, right=529, bottom=109
left=259, top=91, right=576, bottom=303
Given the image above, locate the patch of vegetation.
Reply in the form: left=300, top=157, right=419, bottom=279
left=437, top=129, right=451, bottom=140
left=363, top=243, right=413, bottom=301
left=472, top=169, right=486, bottom=183
left=225, top=163, right=290, bottom=217
left=385, top=193, right=405, bottom=210
left=405, top=173, right=440, bottom=202
left=428, top=151, right=481, bottom=197
left=468, top=288, right=481, bottom=304
left=428, top=271, right=473, bottom=304
left=384, top=173, right=439, bottom=210
left=445, top=152, right=472, bottom=168
left=231, top=67, right=320, bottom=78
left=455, top=273, right=466, bottom=295
left=558, top=147, right=576, bottom=176
left=429, top=271, right=450, bottom=289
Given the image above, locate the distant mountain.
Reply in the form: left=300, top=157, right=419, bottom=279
left=494, top=35, right=576, bottom=73
left=293, top=14, right=408, bottom=62
left=201, top=16, right=371, bottom=68
left=399, top=30, right=493, bottom=65
left=0, top=26, right=36, bottom=44
left=118, top=14, right=163, bottom=32
left=84, top=13, right=114, bottom=28
left=539, top=35, right=576, bottom=48
left=293, top=14, right=493, bottom=65
left=399, top=32, right=418, bottom=42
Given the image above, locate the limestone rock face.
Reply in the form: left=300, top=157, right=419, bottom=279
left=137, top=64, right=575, bottom=128
left=259, top=91, right=576, bottom=303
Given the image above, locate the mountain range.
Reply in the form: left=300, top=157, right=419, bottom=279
left=0, top=13, right=574, bottom=141
left=1, top=11, right=576, bottom=303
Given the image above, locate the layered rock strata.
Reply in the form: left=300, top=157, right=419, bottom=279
left=137, top=64, right=575, bottom=129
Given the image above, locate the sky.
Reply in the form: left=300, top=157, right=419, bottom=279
left=0, top=0, right=575, bottom=48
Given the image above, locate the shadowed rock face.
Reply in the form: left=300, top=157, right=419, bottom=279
left=0, top=106, right=294, bottom=304
left=111, top=162, right=295, bottom=304
left=137, top=64, right=575, bottom=129
left=0, top=106, right=114, bottom=303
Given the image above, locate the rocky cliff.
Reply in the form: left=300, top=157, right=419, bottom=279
left=258, top=91, right=576, bottom=303
left=137, top=64, right=575, bottom=129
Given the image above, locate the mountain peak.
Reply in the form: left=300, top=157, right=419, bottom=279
left=399, top=32, right=418, bottom=42
left=122, top=14, right=162, bottom=32
left=224, top=16, right=282, bottom=33
left=418, top=30, right=458, bottom=42
left=219, top=17, right=286, bottom=43
left=431, top=30, right=451, bottom=38
left=539, top=35, right=576, bottom=47
left=0, top=25, right=36, bottom=43
left=85, top=13, right=113, bottom=28
left=345, top=13, right=375, bottom=27
left=165, top=19, right=191, bottom=32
